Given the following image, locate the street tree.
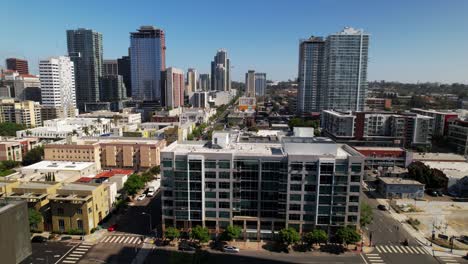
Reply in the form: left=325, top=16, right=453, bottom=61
left=190, top=225, right=210, bottom=243
left=123, top=174, right=145, bottom=196
left=304, top=229, right=328, bottom=246
left=336, top=226, right=361, bottom=246
left=165, top=227, right=180, bottom=241
left=220, top=225, right=242, bottom=241
left=28, top=208, right=42, bottom=230
left=278, top=227, right=300, bottom=248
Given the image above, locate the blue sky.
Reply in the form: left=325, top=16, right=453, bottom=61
left=1, top=0, right=467, bottom=83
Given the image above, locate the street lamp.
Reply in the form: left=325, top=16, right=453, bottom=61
left=141, top=212, right=152, bottom=234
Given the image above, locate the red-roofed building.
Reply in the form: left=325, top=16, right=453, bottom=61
left=76, top=177, right=94, bottom=183
left=93, top=169, right=133, bottom=190
left=353, top=146, right=408, bottom=169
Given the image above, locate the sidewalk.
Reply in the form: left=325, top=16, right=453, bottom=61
left=131, top=238, right=155, bottom=264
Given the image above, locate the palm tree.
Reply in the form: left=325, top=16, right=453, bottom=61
left=83, top=126, right=90, bottom=136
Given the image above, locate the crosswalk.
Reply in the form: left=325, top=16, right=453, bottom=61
left=375, top=245, right=428, bottom=255
left=364, top=253, right=385, bottom=264
left=100, top=235, right=143, bottom=244
left=60, top=242, right=93, bottom=264
left=438, top=256, right=463, bottom=264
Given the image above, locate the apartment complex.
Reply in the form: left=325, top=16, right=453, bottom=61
left=78, top=110, right=142, bottom=126
left=16, top=118, right=111, bottom=139
left=447, top=119, right=468, bottom=155
left=321, top=110, right=433, bottom=148
left=186, top=68, right=198, bottom=94
left=211, top=49, right=231, bottom=91
left=162, top=67, right=184, bottom=108
left=365, top=98, right=392, bottom=111
left=297, top=28, right=369, bottom=114
left=0, top=98, right=41, bottom=127
left=6, top=58, right=29, bottom=74
left=39, top=56, right=77, bottom=120
left=130, top=26, right=166, bottom=102
left=410, top=108, right=458, bottom=137
left=245, top=70, right=256, bottom=97
left=49, top=183, right=109, bottom=234
left=67, top=28, right=103, bottom=111
left=255, top=73, right=267, bottom=97
left=44, top=137, right=166, bottom=171
left=161, top=132, right=364, bottom=238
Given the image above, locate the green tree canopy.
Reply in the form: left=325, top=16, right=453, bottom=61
left=336, top=226, right=361, bottom=245
left=278, top=227, right=300, bottom=246
left=304, top=229, right=328, bottom=245
left=0, top=122, right=26, bottom=136
left=220, top=225, right=242, bottom=241
left=190, top=225, right=210, bottom=243
left=407, top=161, right=448, bottom=189
left=165, top=227, right=180, bottom=241
left=28, top=208, right=42, bottom=229
left=123, top=174, right=145, bottom=196
left=22, top=146, right=44, bottom=166
left=149, top=165, right=160, bottom=175
left=360, top=202, right=373, bottom=227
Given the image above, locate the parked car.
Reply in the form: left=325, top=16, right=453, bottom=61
left=377, top=204, right=388, bottom=211
left=147, top=190, right=155, bottom=197
left=31, top=236, right=47, bottom=243
left=435, top=191, right=444, bottom=197
left=427, top=190, right=438, bottom=197
left=108, top=224, right=117, bottom=232
left=178, top=243, right=196, bottom=252
left=137, top=194, right=146, bottom=201
left=223, top=245, right=240, bottom=253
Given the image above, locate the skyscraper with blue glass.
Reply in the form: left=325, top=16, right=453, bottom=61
left=130, top=26, right=166, bottom=102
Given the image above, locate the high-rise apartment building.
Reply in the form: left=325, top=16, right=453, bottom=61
left=0, top=98, right=41, bottom=127
left=66, top=28, right=103, bottom=111
left=130, top=26, right=166, bottom=102
left=161, top=132, right=364, bottom=238
left=211, top=50, right=231, bottom=91
left=199, top=74, right=210, bottom=91
left=297, top=37, right=325, bottom=113
left=6, top=58, right=29, bottom=74
left=297, top=28, right=369, bottom=114
left=162, top=67, right=184, bottom=108
left=39, top=56, right=77, bottom=119
left=103, top=60, right=118, bottom=75
left=245, top=70, right=255, bottom=97
left=254, top=73, right=267, bottom=97
left=186, top=68, right=198, bottom=94
left=117, top=55, right=132, bottom=97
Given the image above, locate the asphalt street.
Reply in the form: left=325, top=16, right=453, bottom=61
left=21, top=241, right=75, bottom=264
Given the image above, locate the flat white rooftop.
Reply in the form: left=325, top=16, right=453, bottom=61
left=412, top=152, right=466, bottom=162
left=22, top=161, right=95, bottom=171
left=422, top=161, right=468, bottom=179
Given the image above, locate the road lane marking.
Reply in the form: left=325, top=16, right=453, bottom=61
left=394, top=246, right=403, bottom=253
left=389, top=245, right=397, bottom=253
left=123, top=236, right=130, bottom=243
left=360, top=254, right=369, bottom=264
left=69, top=254, right=82, bottom=257
left=400, top=246, right=409, bottom=253
left=406, top=247, right=415, bottom=253
left=65, top=257, right=79, bottom=260
left=62, top=261, right=77, bottom=264
left=416, top=247, right=426, bottom=254
left=108, top=236, right=117, bottom=243
left=383, top=245, right=390, bottom=253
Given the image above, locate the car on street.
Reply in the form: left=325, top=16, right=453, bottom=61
left=427, top=190, right=438, bottom=197
left=377, top=204, right=388, bottom=211
left=31, top=236, right=47, bottom=243
left=222, top=245, right=240, bottom=253
left=178, top=243, right=196, bottom=252
left=137, top=194, right=146, bottom=201
left=107, top=224, right=117, bottom=232
left=435, top=190, right=444, bottom=196
left=147, top=190, right=155, bottom=197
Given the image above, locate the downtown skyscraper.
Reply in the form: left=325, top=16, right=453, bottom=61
left=66, top=28, right=103, bottom=112
left=297, top=27, right=369, bottom=114
left=130, top=26, right=166, bottom=103
left=211, top=49, right=231, bottom=91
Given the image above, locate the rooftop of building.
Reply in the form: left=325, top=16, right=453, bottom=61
left=59, top=183, right=98, bottom=192
left=15, top=181, right=57, bottom=190
left=78, top=111, right=140, bottom=118
left=378, top=177, right=424, bottom=185
left=95, top=169, right=134, bottom=179
left=411, top=152, right=466, bottom=162
left=0, top=199, right=26, bottom=214
left=49, top=136, right=163, bottom=146
left=353, top=146, right=405, bottom=152
left=421, top=161, right=468, bottom=179
left=411, top=108, right=459, bottom=115
left=22, top=161, right=95, bottom=171
left=164, top=132, right=360, bottom=158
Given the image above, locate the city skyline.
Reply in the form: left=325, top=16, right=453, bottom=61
left=1, top=1, right=467, bottom=84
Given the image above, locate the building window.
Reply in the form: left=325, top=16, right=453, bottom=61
left=290, top=184, right=302, bottom=191
left=205, top=172, right=216, bottom=178
left=205, top=211, right=216, bottom=218
left=289, top=194, right=301, bottom=201
left=289, top=204, right=301, bottom=211
left=289, top=214, right=300, bottom=221
left=290, top=163, right=302, bottom=171
left=351, top=175, right=361, bottom=182
left=219, top=211, right=230, bottom=218
left=77, top=208, right=83, bottom=215
left=350, top=186, right=360, bottom=193
left=219, top=202, right=230, bottom=208
left=205, top=192, right=216, bottom=198
left=218, top=182, right=230, bottom=189
left=205, top=182, right=216, bottom=189
left=349, top=195, right=359, bottom=203
left=205, top=201, right=216, bottom=208
left=218, top=160, right=230, bottom=169
left=218, top=172, right=230, bottom=179
left=58, top=219, right=65, bottom=231
left=351, top=164, right=362, bottom=173
left=348, top=206, right=358, bottom=212
left=290, top=174, right=302, bottom=181
left=219, top=192, right=229, bottom=199
left=204, top=160, right=216, bottom=168
left=77, top=220, right=83, bottom=230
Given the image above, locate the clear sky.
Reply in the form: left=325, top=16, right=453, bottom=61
left=1, top=0, right=467, bottom=83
